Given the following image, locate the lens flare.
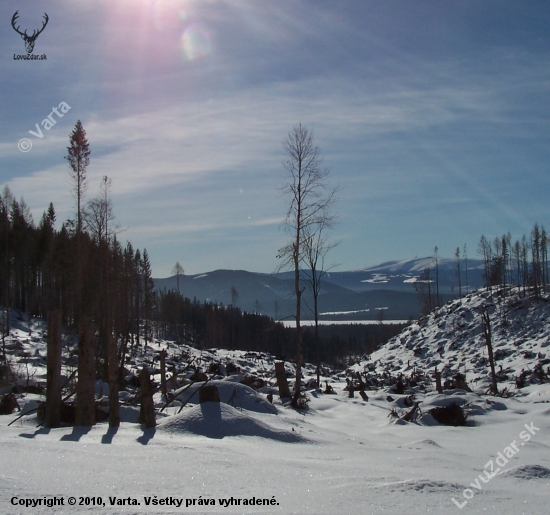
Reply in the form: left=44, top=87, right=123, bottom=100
left=181, top=24, right=212, bottom=60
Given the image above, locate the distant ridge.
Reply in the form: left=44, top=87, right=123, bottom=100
left=154, top=257, right=485, bottom=321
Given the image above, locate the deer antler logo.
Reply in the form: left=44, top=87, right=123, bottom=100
left=11, top=11, right=49, bottom=54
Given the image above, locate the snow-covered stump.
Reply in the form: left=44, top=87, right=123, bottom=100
left=139, top=367, right=156, bottom=428
left=199, top=384, right=220, bottom=404
left=275, top=362, right=291, bottom=399
left=75, top=317, right=95, bottom=426
left=45, top=309, right=62, bottom=428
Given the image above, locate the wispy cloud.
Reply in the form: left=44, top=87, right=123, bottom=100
left=1, top=0, right=549, bottom=275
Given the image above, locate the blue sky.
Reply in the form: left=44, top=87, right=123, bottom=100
left=1, top=0, right=549, bottom=277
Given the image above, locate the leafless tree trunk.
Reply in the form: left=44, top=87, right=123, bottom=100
left=107, top=328, right=120, bottom=427
left=277, top=123, right=337, bottom=408
left=159, top=349, right=167, bottom=401
left=455, top=247, right=462, bottom=299
left=480, top=305, right=498, bottom=395
left=434, top=246, right=440, bottom=308
left=302, top=220, right=338, bottom=389
left=139, top=367, right=156, bottom=428
left=434, top=367, right=443, bottom=394
left=172, top=262, right=184, bottom=293
left=76, top=317, right=96, bottom=426
left=275, top=361, right=291, bottom=399
left=45, top=309, right=62, bottom=428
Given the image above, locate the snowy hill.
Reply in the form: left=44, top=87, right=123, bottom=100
left=359, top=287, right=550, bottom=395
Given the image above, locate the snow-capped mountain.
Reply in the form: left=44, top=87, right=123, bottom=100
left=154, top=257, right=486, bottom=320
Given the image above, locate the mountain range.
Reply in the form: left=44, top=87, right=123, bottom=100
left=154, top=257, right=486, bottom=321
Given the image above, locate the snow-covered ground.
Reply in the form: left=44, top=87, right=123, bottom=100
left=1, top=289, right=550, bottom=514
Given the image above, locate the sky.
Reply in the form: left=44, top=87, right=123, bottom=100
left=1, top=0, right=549, bottom=278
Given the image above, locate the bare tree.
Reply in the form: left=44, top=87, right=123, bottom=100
left=414, top=266, right=433, bottom=315
left=172, top=262, right=184, bottom=293
left=463, top=244, right=469, bottom=295
left=302, top=218, right=338, bottom=388
left=230, top=286, right=239, bottom=307
left=455, top=247, right=462, bottom=299
left=479, top=304, right=498, bottom=395
left=433, top=246, right=440, bottom=308
left=478, top=235, right=493, bottom=292
left=84, top=176, right=119, bottom=243
left=277, top=123, right=336, bottom=407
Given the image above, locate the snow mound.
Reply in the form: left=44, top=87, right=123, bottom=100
left=157, top=402, right=307, bottom=442
left=173, top=380, right=277, bottom=415
left=500, top=464, right=550, bottom=480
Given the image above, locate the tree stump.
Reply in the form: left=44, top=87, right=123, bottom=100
left=275, top=362, right=291, bottom=399
left=434, top=367, right=443, bottom=394
left=45, top=309, right=62, bottom=428
left=199, top=384, right=220, bottom=404
left=139, top=367, right=156, bottom=428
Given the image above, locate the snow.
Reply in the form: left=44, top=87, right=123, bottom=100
left=361, top=274, right=389, bottom=284
left=1, top=290, right=550, bottom=514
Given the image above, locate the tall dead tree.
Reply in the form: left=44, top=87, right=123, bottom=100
left=277, top=123, right=336, bottom=407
